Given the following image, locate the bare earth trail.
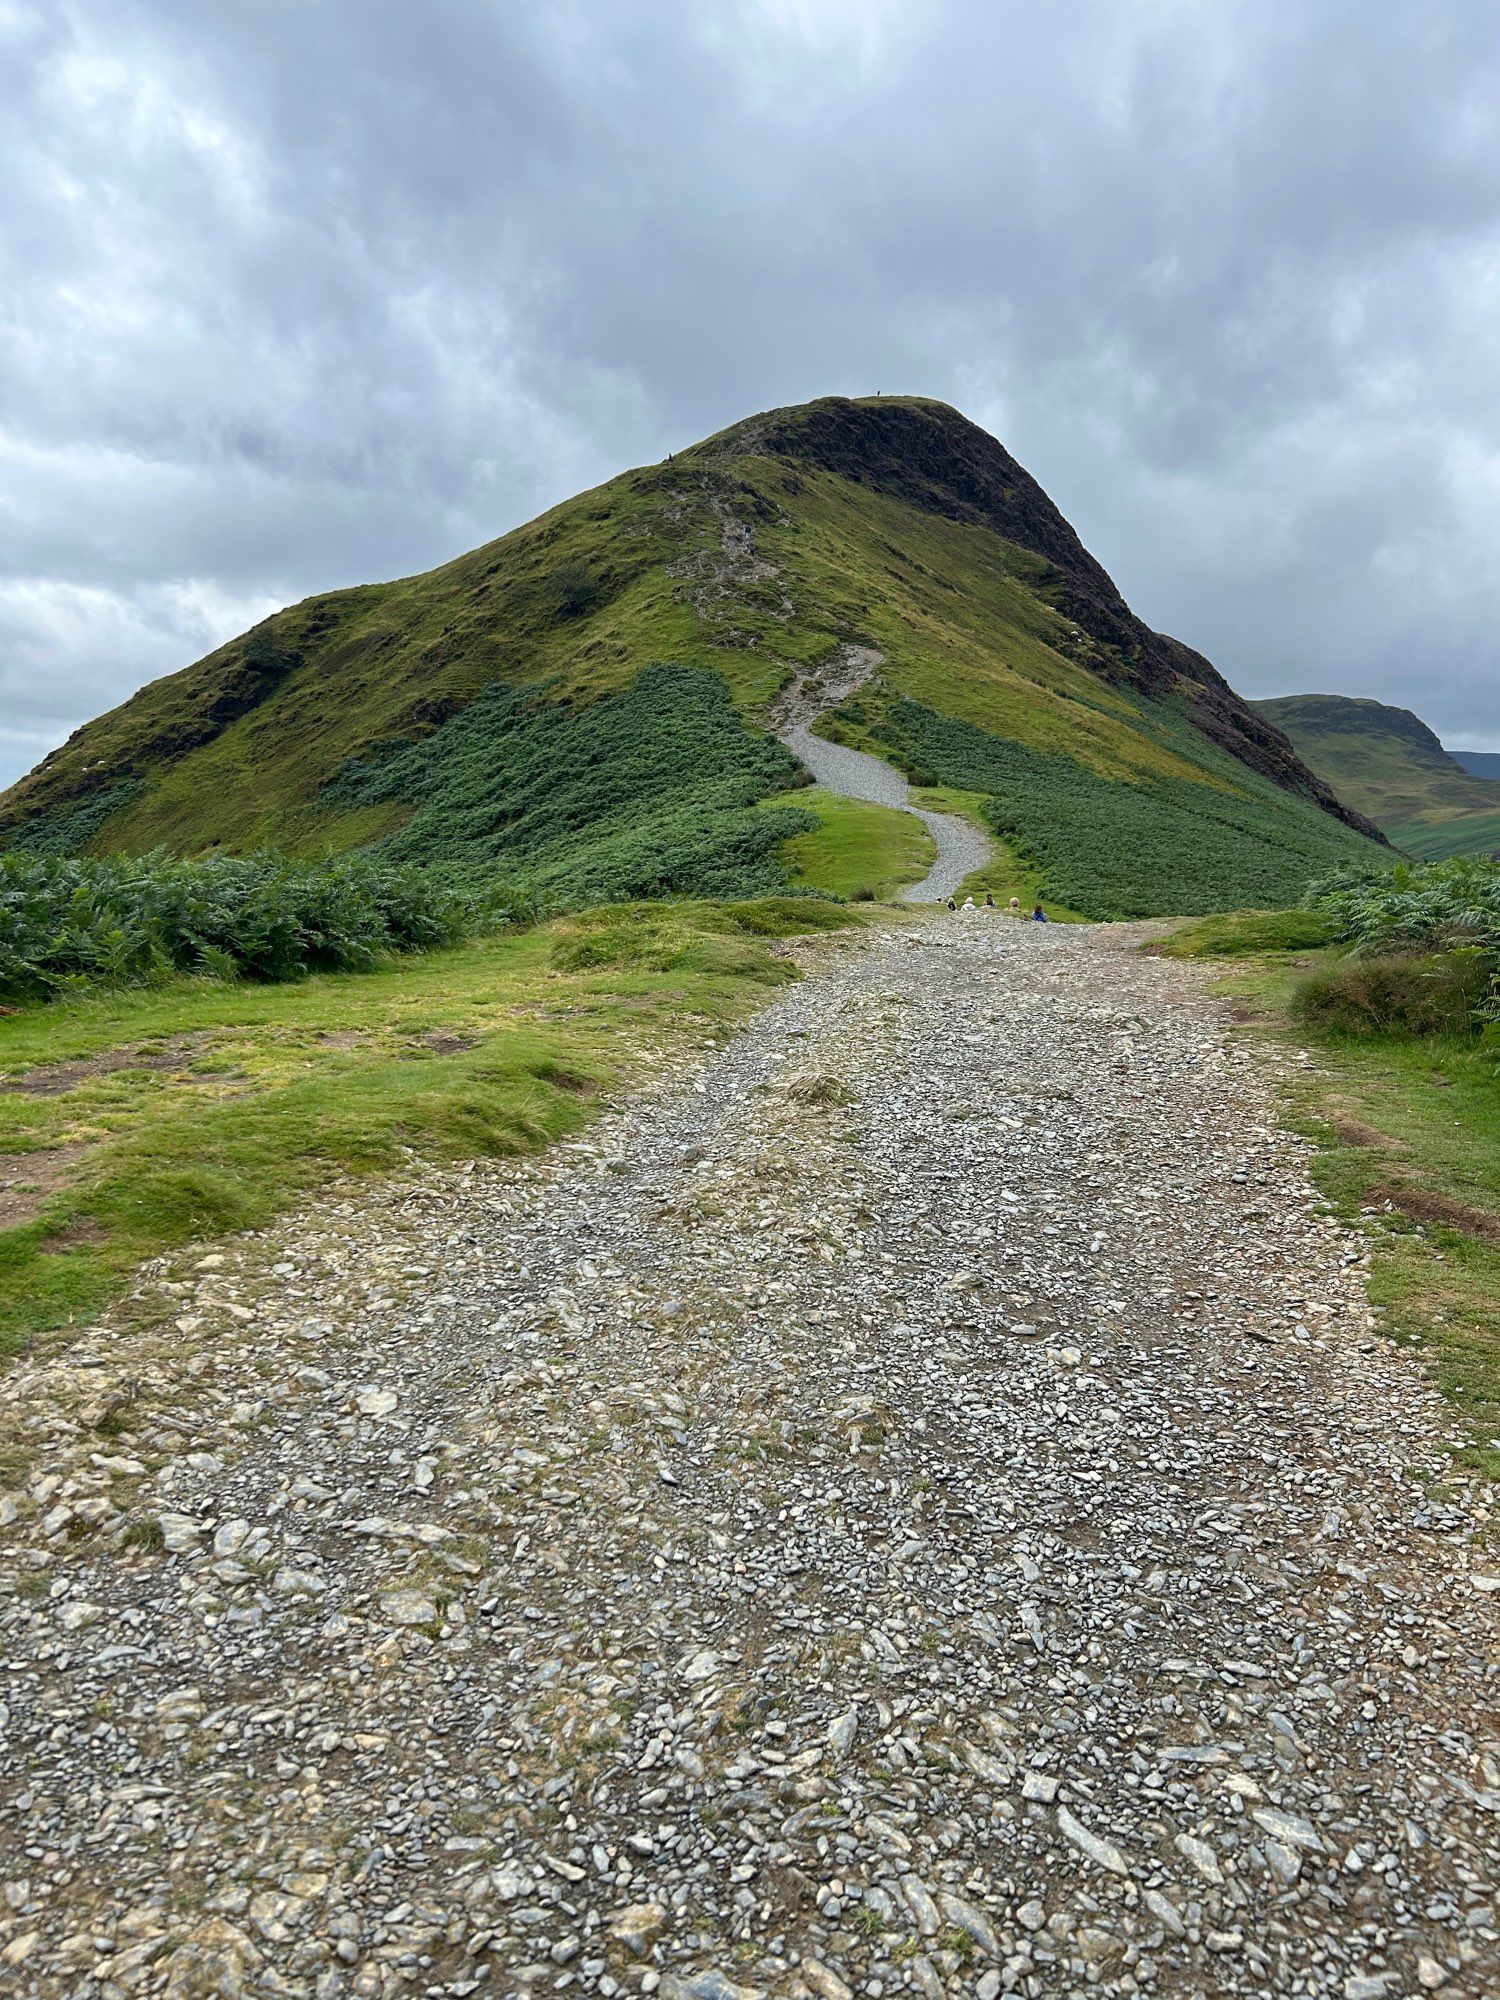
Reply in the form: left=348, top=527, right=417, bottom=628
left=3, top=920, right=1498, bottom=2000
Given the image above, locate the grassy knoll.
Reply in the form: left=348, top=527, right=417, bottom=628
left=768, top=787, right=934, bottom=901
left=1161, top=918, right=1500, bottom=1479
left=0, top=897, right=855, bottom=1357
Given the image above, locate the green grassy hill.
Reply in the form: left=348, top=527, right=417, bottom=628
left=1255, top=694, right=1500, bottom=861
left=0, top=395, right=1388, bottom=916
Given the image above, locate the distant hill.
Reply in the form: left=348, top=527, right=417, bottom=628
left=0, top=395, right=1387, bottom=917
left=1255, top=694, right=1500, bottom=860
left=1453, top=748, right=1500, bottom=781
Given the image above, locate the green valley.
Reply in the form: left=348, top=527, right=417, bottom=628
left=1256, top=693, right=1500, bottom=860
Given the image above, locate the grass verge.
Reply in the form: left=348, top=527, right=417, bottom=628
left=1158, top=916, right=1500, bottom=1480
left=768, top=786, right=934, bottom=900
left=0, top=896, right=857, bottom=1358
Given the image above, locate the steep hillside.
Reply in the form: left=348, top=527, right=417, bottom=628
left=1256, top=695, right=1500, bottom=860
left=1, top=395, right=1388, bottom=915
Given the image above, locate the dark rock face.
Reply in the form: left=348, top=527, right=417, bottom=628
left=727, top=396, right=1386, bottom=843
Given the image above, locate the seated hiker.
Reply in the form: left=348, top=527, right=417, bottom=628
left=1008, top=897, right=1022, bottom=916
left=1031, top=903, right=1048, bottom=922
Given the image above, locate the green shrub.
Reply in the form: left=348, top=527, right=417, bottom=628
left=871, top=697, right=1385, bottom=918
left=3, top=780, right=146, bottom=857
left=1298, top=856, right=1500, bottom=1033
left=719, top=896, right=855, bottom=936
left=321, top=663, right=817, bottom=905
left=1304, top=855, right=1500, bottom=953
left=0, top=850, right=486, bottom=1001
left=549, top=895, right=853, bottom=972
left=1292, top=949, right=1493, bottom=1037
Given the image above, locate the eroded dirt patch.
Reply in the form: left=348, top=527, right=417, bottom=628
left=1368, top=1177, right=1500, bottom=1243
left=1, top=1032, right=216, bottom=1096
left=0, top=1142, right=95, bottom=1229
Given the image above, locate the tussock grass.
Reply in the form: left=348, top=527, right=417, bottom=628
left=1157, top=908, right=1343, bottom=957
left=1294, top=951, right=1492, bottom=1038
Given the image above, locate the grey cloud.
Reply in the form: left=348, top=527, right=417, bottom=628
left=3, top=0, right=1500, bottom=790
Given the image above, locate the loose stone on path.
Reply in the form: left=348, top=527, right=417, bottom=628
left=0, top=914, right=1496, bottom=1998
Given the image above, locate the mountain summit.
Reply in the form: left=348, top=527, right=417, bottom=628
left=710, top=398, right=1373, bottom=818
left=0, top=395, right=1386, bottom=914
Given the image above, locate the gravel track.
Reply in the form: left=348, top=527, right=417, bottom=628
left=778, top=728, right=992, bottom=905
left=772, top=647, right=993, bottom=904
left=2, top=917, right=1497, bottom=2000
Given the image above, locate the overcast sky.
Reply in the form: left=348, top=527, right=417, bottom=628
left=4, top=0, right=1500, bottom=790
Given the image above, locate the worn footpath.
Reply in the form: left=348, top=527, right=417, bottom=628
left=1, top=917, right=1497, bottom=2000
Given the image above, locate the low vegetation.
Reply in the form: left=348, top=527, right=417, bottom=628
left=321, top=664, right=821, bottom=903
left=1305, top=854, right=1500, bottom=954
left=1293, top=951, right=1491, bottom=1039
left=0, top=896, right=857, bottom=1355
left=769, top=786, right=934, bottom=902
left=0, top=849, right=485, bottom=1001
left=1159, top=855, right=1500, bottom=1478
left=1289, top=857, right=1499, bottom=1039
left=1156, top=908, right=1341, bottom=957
left=865, top=696, right=1382, bottom=918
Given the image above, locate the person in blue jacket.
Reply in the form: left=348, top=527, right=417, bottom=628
left=1031, top=903, right=1048, bottom=922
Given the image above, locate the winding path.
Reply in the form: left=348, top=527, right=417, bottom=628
left=773, top=647, right=993, bottom=902
left=3, top=921, right=1494, bottom=1997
